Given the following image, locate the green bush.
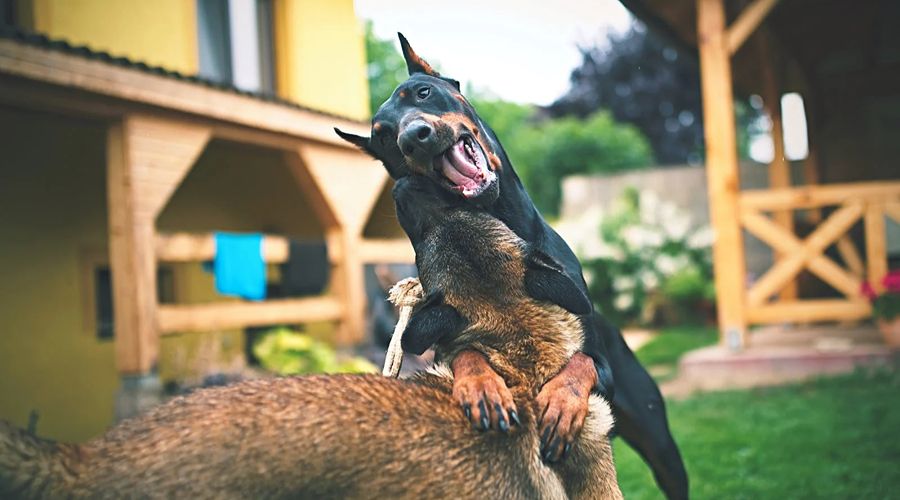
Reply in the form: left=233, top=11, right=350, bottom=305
left=468, top=92, right=653, bottom=216
left=253, top=327, right=377, bottom=375
left=556, top=188, right=715, bottom=326
left=517, top=112, right=653, bottom=214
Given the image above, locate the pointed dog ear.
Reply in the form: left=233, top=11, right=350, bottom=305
left=398, top=32, right=440, bottom=77
left=442, top=77, right=461, bottom=91
left=334, top=127, right=374, bottom=156
left=402, top=291, right=468, bottom=355
left=523, top=248, right=593, bottom=316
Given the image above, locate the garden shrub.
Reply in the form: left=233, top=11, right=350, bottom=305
left=253, top=327, right=377, bottom=375
left=556, top=188, right=715, bottom=326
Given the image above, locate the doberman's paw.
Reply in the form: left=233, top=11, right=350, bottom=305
left=451, top=352, right=518, bottom=432
left=536, top=353, right=597, bottom=462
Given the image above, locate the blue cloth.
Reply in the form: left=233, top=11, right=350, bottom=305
left=213, top=232, right=266, bottom=301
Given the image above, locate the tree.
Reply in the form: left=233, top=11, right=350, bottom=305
left=548, top=24, right=705, bottom=165
left=364, top=22, right=407, bottom=116
left=516, top=111, right=652, bottom=215
left=471, top=90, right=653, bottom=215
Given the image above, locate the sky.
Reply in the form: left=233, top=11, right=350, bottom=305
left=354, top=0, right=634, bottom=105
left=353, top=0, right=806, bottom=163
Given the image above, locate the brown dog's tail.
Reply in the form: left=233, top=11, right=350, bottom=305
left=0, top=420, right=81, bottom=499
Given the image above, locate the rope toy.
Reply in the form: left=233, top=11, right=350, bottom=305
left=382, top=277, right=425, bottom=377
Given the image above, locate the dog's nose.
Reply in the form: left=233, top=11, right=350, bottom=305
left=398, top=119, right=436, bottom=157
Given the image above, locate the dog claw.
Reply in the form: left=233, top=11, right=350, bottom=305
left=540, top=426, right=553, bottom=449
left=496, top=404, right=508, bottom=432
left=464, top=405, right=471, bottom=419
left=509, top=410, right=520, bottom=427
left=478, top=400, right=489, bottom=431
left=544, top=437, right=561, bottom=462
left=563, top=442, right=572, bottom=458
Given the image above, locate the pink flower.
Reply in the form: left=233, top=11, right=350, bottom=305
left=882, top=270, right=900, bottom=293
left=861, top=282, right=877, bottom=301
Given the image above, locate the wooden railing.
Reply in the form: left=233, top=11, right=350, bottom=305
left=154, top=232, right=413, bottom=335
left=737, top=181, right=900, bottom=324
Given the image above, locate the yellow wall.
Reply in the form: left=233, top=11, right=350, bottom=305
left=23, top=0, right=370, bottom=118
left=27, top=0, right=198, bottom=74
left=0, top=108, right=117, bottom=442
left=274, top=0, right=370, bottom=120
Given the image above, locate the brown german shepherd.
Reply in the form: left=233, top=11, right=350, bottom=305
left=0, top=175, right=620, bottom=499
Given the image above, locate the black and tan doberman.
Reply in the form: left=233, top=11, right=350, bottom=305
left=337, top=33, right=688, bottom=499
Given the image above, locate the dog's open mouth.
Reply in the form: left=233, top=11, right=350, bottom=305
left=434, top=135, right=496, bottom=198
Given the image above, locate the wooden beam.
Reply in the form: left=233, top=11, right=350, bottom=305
left=324, top=229, right=366, bottom=346
left=885, top=200, right=900, bottom=224
left=106, top=115, right=214, bottom=374
left=793, top=79, right=865, bottom=282
left=865, top=203, right=888, bottom=293
left=799, top=82, right=823, bottom=222
left=835, top=237, right=865, bottom=279
left=107, top=122, right=160, bottom=374
left=0, top=75, right=359, bottom=157
left=746, top=299, right=870, bottom=324
left=741, top=209, right=862, bottom=299
left=739, top=181, right=900, bottom=211
left=158, top=297, right=343, bottom=334
left=124, top=115, right=211, bottom=219
left=757, top=32, right=796, bottom=300
left=746, top=203, right=863, bottom=306
left=296, top=142, right=389, bottom=236
left=726, top=0, right=781, bottom=55
left=359, top=239, right=415, bottom=264
left=698, top=0, right=748, bottom=348
left=156, top=232, right=290, bottom=263
left=0, top=39, right=369, bottom=147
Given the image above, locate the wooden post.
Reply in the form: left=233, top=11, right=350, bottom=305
left=758, top=34, right=797, bottom=301
left=107, top=124, right=158, bottom=376
left=288, top=146, right=388, bottom=346
left=107, top=115, right=209, bottom=417
left=328, top=229, right=367, bottom=346
left=698, top=0, right=748, bottom=349
left=107, top=115, right=210, bottom=374
left=865, top=203, right=887, bottom=293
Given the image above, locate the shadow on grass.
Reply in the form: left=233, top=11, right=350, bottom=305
left=614, top=368, right=900, bottom=499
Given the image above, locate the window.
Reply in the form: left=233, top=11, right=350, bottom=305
left=196, top=0, right=276, bottom=93
left=91, top=265, right=176, bottom=341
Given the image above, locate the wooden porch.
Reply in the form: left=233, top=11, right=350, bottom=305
left=0, top=34, right=413, bottom=408
left=621, top=0, right=900, bottom=348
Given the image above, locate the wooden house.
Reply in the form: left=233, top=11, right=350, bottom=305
left=0, top=0, right=412, bottom=441
left=619, top=0, right=900, bottom=347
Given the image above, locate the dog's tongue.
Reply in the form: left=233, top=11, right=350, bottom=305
left=439, top=139, right=481, bottom=190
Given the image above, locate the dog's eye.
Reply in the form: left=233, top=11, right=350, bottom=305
left=417, top=86, right=431, bottom=99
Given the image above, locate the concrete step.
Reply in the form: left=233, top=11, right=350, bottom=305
left=661, top=324, right=898, bottom=396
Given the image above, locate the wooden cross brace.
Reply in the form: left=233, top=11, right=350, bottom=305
left=741, top=202, right=864, bottom=306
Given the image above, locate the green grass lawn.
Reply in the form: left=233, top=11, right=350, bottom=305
left=614, top=368, right=900, bottom=499
left=634, top=325, right=719, bottom=367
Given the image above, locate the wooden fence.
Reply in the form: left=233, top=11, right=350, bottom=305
left=154, top=232, right=413, bottom=335
left=737, top=181, right=900, bottom=325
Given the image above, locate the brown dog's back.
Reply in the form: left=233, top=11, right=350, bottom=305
left=2, top=373, right=607, bottom=499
